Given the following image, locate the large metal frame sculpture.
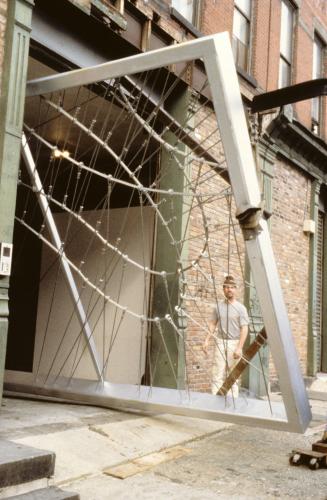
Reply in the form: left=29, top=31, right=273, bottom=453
left=8, top=33, right=311, bottom=432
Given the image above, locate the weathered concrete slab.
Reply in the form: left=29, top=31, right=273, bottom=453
left=0, top=397, right=229, bottom=485
left=6, top=486, right=79, bottom=499
left=0, top=398, right=135, bottom=440
left=66, top=471, right=222, bottom=500
left=307, top=375, right=327, bottom=400
left=0, top=440, right=55, bottom=488
left=307, top=390, right=327, bottom=401
left=12, top=414, right=229, bottom=483
left=1, top=397, right=327, bottom=499
left=0, top=398, right=231, bottom=495
left=64, top=418, right=327, bottom=500
left=14, top=428, right=125, bottom=484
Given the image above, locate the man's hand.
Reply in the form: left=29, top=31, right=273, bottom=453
left=202, top=337, right=209, bottom=355
left=233, top=346, right=242, bottom=360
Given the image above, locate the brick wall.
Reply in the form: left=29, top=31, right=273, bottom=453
left=184, top=107, right=246, bottom=392
left=252, top=0, right=281, bottom=91
left=270, top=158, right=311, bottom=376
left=200, top=0, right=233, bottom=37
left=198, top=0, right=327, bottom=138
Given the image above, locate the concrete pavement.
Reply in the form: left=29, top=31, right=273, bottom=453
left=0, top=397, right=230, bottom=494
left=0, top=395, right=326, bottom=499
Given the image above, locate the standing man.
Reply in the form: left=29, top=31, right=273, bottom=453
left=203, top=275, right=249, bottom=397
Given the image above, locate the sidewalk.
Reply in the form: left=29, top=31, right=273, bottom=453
left=0, top=397, right=230, bottom=487
left=0, top=395, right=326, bottom=499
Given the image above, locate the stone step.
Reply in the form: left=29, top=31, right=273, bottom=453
left=5, top=486, right=80, bottom=499
left=0, top=440, right=55, bottom=488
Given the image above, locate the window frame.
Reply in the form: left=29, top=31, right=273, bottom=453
left=232, top=0, right=253, bottom=74
left=171, top=0, right=202, bottom=29
left=278, top=0, right=295, bottom=89
left=311, top=34, right=325, bottom=136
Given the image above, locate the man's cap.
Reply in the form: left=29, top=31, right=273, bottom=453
left=223, top=275, right=237, bottom=287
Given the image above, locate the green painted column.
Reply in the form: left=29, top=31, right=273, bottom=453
left=321, top=209, right=327, bottom=373
left=0, top=0, right=34, bottom=403
left=150, top=85, right=191, bottom=389
left=307, top=179, right=322, bottom=376
left=243, top=140, right=275, bottom=396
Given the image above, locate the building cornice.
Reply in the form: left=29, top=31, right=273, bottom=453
left=267, top=113, right=327, bottom=183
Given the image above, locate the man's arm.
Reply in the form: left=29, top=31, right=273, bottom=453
left=233, top=324, right=248, bottom=359
left=203, top=319, right=217, bottom=354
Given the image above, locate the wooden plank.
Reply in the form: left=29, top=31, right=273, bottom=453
left=103, top=446, right=191, bottom=479
left=104, top=461, right=148, bottom=479
left=217, top=328, right=267, bottom=396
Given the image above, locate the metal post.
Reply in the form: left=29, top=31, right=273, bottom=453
left=21, top=135, right=103, bottom=381
left=0, top=0, right=34, bottom=404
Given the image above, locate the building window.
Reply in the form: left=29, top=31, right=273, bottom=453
left=312, top=36, right=324, bottom=135
left=232, top=0, right=252, bottom=72
left=278, top=0, right=294, bottom=88
left=171, top=0, right=201, bottom=26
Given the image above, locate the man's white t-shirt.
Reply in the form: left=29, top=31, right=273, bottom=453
left=211, top=300, right=249, bottom=340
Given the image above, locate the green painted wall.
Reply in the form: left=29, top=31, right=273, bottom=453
left=0, top=0, right=34, bottom=403
left=150, top=85, right=191, bottom=389
left=307, top=179, right=321, bottom=376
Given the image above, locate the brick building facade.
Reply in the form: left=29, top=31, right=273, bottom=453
left=0, top=0, right=326, bottom=399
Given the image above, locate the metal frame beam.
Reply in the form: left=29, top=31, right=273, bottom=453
left=26, top=35, right=207, bottom=97
left=21, top=135, right=103, bottom=380
left=5, top=376, right=291, bottom=432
